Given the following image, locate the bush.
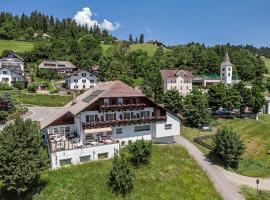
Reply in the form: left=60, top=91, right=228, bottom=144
left=27, top=83, right=36, bottom=93
left=128, top=140, right=152, bottom=166
left=36, top=68, right=61, bottom=80
left=12, top=81, right=26, bottom=90
left=49, top=88, right=59, bottom=94
left=0, top=83, right=13, bottom=90
left=212, top=127, right=245, bottom=168
left=0, top=111, right=8, bottom=120
left=108, top=156, right=134, bottom=196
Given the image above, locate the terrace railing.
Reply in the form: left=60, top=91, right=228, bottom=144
left=100, top=103, right=146, bottom=111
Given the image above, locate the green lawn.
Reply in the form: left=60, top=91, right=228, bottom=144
left=31, top=145, right=221, bottom=200
left=0, top=40, right=34, bottom=54
left=181, top=115, right=270, bottom=177
left=241, top=186, right=270, bottom=200
left=264, top=58, right=270, bottom=74
left=0, top=90, right=71, bottom=107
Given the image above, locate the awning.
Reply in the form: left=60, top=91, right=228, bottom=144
left=84, top=127, right=112, bottom=134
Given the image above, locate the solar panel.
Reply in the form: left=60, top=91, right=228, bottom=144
left=82, top=90, right=105, bottom=103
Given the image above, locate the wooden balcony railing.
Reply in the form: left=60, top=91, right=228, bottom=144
left=100, top=103, right=146, bottom=111
left=82, top=116, right=167, bottom=129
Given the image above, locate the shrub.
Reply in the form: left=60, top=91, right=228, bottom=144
left=212, top=127, right=245, bottom=168
left=49, top=88, right=59, bottom=94
left=128, top=140, right=152, bottom=166
left=108, top=156, right=134, bottom=196
left=0, top=83, right=13, bottom=90
left=12, top=81, right=26, bottom=90
left=36, top=68, right=61, bottom=80
left=27, top=83, right=36, bottom=93
left=0, top=111, right=8, bottom=120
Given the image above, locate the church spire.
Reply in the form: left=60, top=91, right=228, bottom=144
left=221, top=50, right=232, bottom=67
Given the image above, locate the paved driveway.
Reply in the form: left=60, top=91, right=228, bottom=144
left=23, top=107, right=60, bottom=122
left=174, top=135, right=245, bottom=200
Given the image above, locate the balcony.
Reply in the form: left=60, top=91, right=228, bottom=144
left=100, top=103, right=146, bottom=111
left=82, top=116, right=167, bottom=129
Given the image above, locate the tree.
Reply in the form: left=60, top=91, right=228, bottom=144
left=184, top=87, right=211, bottom=127
left=0, top=117, right=48, bottom=197
left=108, top=156, right=134, bottom=196
left=249, top=86, right=266, bottom=114
left=208, top=83, right=228, bottom=111
left=212, top=127, right=245, bottom=168
left=128, top=34, right=133, bottom=44
left=2, top=92, right=14, bottom=111
left=164, top=89, right=183, bottom=114
left=139, top=34, right=144, bottom=43
left=128, top=140, right=152, bottom=166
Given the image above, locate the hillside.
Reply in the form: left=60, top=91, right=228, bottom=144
left=0, top=40, right=34, bottom=54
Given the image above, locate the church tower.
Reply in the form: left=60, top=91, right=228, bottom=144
left=220, top=51, right=232, bottom=84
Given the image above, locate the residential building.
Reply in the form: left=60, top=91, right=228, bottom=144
left=160, top=70, right=193, bottom=96
left=39, top=60, right=76, bottom=75
left=0, top=67, right=25, bottom=86
left=66, top=69, right=97, bottom=90
left=145, top=40, right=166, bottom=47
left=41, top=80, right=180, bottom=169
left=0, top=51, right=25, bottom=75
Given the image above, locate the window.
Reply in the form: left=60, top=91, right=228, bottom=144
left=180, top=86, right=182, bottom=90
left=74, top=85, right=78, bottom=89
left=86, top=115, right=95, bottom=123
left=53, top=128, right=59, bottom=134
left=3, top=71, right=7, bottom=75
left=90, top=73, right=93, bottom=77
left=83, top=85, right=86, bottom=89
left=116, top=128, right=122, bottom=134
left=74, top=73, right=78, bottom=76
left=74, top=79, right=78, bottom=83
left=165, top=124, right=172, bottom=130
left=141, top=111, right=150, bottom=118
left=118, top=98, right=123, bottom=105
left=81, top=73, right=87, bottom=77
left=222, top=73, right=225, bottom=77
left=60, top=127, right=65, bottom=135
left=98, top=152, right=108, bottom=160
left=228, top=68, right=231, bottom=71
left=124, top=112, right=130, bottom=119
left=186, top=86, right=189, bottom=90
left=82, top=79, right=86, bottom=83
left=90, top=79, right=94, bottom=83
left=134, top=125, right=151, bottom=132
left=228, top=73, right=231, bottom=77
left=106, top=113, right=116, bottom=121
left=222, top=68, right=225, bottom=71
left=104, top=98, right=109, bottom=106
left=65, top=127, right=71, bottom=133
left=121, top=141, right=125, bottom=146
left=60, top=158, right=72, bottom=166
left=80, top=155, right=91, bottom=163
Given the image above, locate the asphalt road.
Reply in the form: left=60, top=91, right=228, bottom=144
left=174, top=135, right=245, bottom=200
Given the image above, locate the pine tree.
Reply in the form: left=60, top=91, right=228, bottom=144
left=128, top=34, right=133, bottom=43
left=139, top=34, right=144, bottom=43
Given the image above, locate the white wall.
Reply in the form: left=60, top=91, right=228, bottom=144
left=67, top=70, right=97, bottom=90
left=50, top=143, right=119, bottom=169
left=153, top=111, right=180, bottom=138
left=163, top=76, right=192, bottom=96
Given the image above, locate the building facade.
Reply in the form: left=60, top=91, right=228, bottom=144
left=0, top=52, right=25, bottom=75
left=220, top=52, right=233, bottom=84
left=0, top=67, right=25, bottom=86
left=41, top=81, right=180, bottom=169
left=160, top=70, right=193, bottom=96
left=66, top=70, right=97, bottom=90
left=39, top=60, right=76, bottom=75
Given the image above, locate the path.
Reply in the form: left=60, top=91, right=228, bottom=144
left=218, top=166, right=270, bottom=190
left=174, top=135, right=245, bottom=200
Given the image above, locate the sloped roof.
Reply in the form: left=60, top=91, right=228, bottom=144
left=221, top=52, right=232, bottom=67
left=160, top=70, right=192, bottom=79
left=39, top=60, right=76, bottom=69
left=0, top=51, right=24, bottom=62
left=40, top=81, right=144, bottom=129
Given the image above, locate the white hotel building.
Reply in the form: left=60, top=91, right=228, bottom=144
left=41, top=81, right=180, bottom=169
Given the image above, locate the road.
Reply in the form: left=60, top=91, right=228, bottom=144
left=174, top=135, right=245, bottom=200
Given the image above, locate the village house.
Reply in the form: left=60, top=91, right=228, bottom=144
left=39, top=60, right=76, bottom=75
left=40, top=80, right=180, bottom=169
left=160, top=69, right=193, bottom=96
left=145, top=40, right=166, bottom=47
left=0, top=52, right=25, bottom=86
left=66, top=69, right=97, bottom=90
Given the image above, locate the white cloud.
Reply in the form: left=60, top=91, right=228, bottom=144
left=146, top=28, right=152, bottom=34
left=73, top=7, right=120, bottom=32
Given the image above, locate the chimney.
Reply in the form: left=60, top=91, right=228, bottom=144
left=72, top=91, right=76, bottom=105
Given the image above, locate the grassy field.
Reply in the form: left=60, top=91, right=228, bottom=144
left=0, top=90, right=71, bottom=107
left=129, top=43, right=160, bottom=56
left=182, top=115, right=270, bottom=177
left=241, top=186, right=270, bottom=200
left=29, top=145, right=221, bottom=200
left=0, top=40, right=34, bottom=54
left=264, top=58, right=270, bottom=74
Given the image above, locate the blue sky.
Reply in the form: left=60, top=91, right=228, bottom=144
left=1, top=0, right=270, bottom=47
